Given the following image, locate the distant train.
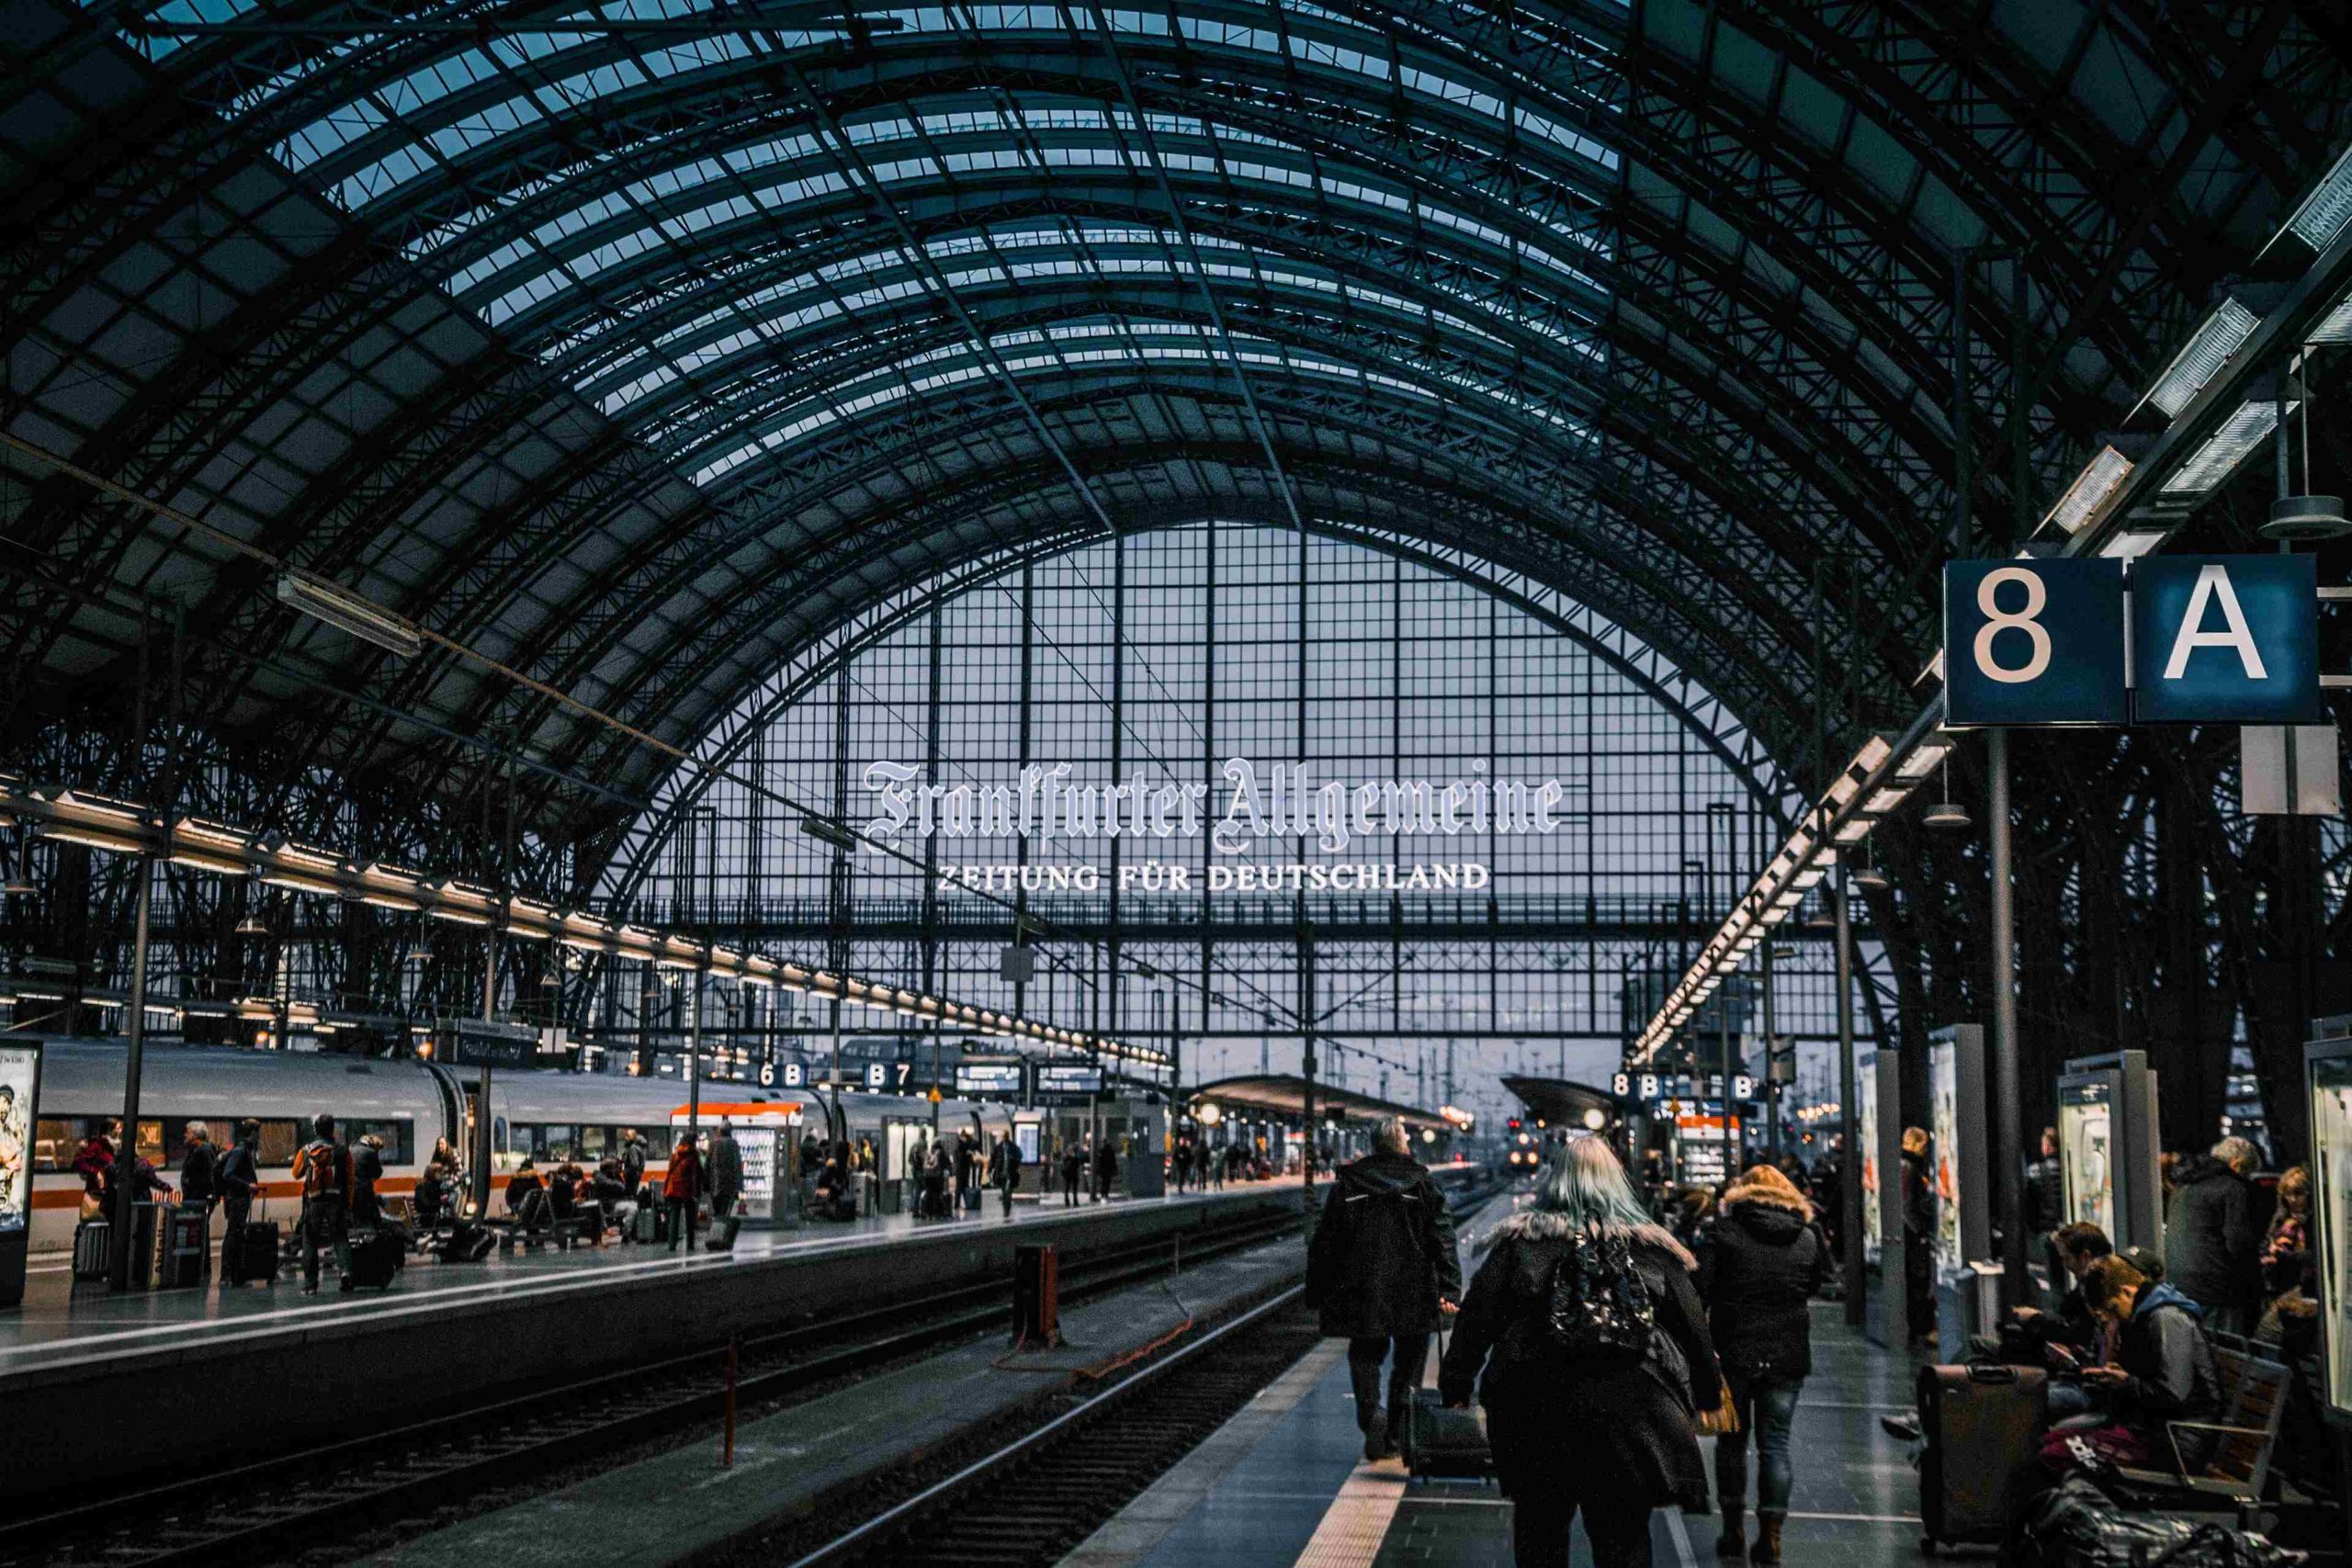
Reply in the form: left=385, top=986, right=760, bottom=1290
left=18, top=1037, right=1009, bottom=1254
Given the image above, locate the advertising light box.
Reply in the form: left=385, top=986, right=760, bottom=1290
left=0, top=1040, right=44, bottom=1309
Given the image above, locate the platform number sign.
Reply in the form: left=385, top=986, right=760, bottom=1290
left=757, top=1061, right=805, bottom=1089
left=1943, top=559, right=2128, bottom=727
left=1945, top=555, right=2321, bottom=728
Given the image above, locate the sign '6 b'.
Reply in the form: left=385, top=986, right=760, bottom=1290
left=1944, top=558, right=2128, bottom=727
left=1945, top=555, right=2322, bottom=728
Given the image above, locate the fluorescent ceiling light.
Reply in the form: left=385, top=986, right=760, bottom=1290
left=361, top=893, right=423, bottom=912
left=428, top=906, right=492, bottom=927
left=2163, top=400, right=2290, bottom=495
left=276, top=572, right=424, bottom=658
left=1847, top=736, right=1894, bottom=776
left=1895, top=736, right=1954, bottom=781
left=1833, top=818, right=1873, bottom=845
left=2309, top=295, right=2352, bottom=346
left=2144, top=299, right=2261, bottom=419
left=2101, top=530, right=2170, bottom=561
left=260, top=872, right=338, bottom=896
left=170, top=850, right=250, bottom=875
left=2041, top=446, right=2135, bottom=536
left=45, top=825, right=144, bottom=854
left=2284, top=143, right=2352, bottom=253
left=1862, top=787, right=1907, bottom=815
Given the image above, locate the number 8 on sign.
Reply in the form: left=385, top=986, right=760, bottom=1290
left=1972, top=567, right=2052, bottom=684
left=1942, top=558, right=2127, bottom=728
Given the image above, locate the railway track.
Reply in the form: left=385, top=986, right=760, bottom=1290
left=775, top=1288, right=1322, bottom=1568
left=3, top=1207, right=1304, bottom=1568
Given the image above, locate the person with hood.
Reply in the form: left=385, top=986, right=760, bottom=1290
left=351, top=1132, right=387, bottom=1227
left=1306, top=1118, right=1464, bottom=1461
left=2163, top=1135, right=2264, bottom=1336
left=1697, top=1164, right=1827, bottom=1564
left=2034, top=1253, right=2221, bottom=1480
left=707, top=1119, right=744, bottom=1250
left=1442, top=1136, right=1724, bottom=1568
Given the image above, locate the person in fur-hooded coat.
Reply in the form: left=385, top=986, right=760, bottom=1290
left=1440, top=1138, right=1722, bottom=1568
left=1694, top=1164, right=1830, bottom=1564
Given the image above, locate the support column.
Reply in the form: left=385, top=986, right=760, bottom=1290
left=1836, top=863, right=1863, bottom=1325
left=1988, top=728, right=2027, bottom=1299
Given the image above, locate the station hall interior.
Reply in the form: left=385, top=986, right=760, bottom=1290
left=3, top=2, right=2352, bottom=1565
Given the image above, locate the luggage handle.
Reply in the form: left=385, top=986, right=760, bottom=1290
left=1966, top=1364, right=2021, bottom=1385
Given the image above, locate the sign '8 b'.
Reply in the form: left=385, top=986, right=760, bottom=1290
left=1943, top=555, right=2321, bottom=728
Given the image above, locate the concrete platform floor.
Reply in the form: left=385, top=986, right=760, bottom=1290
left=1, top=1182, right=1287, bottom=1376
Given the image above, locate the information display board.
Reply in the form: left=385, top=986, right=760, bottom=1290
left=1859, top=1051, right=1883, bottom=1267
left=1674, top=1113, right=1729, bottom=1189
left=1927, top=1024, right=1990, bottom=1286
left=1034, top=1064, right=1102, bottom=1105
left=0, top=1041, right=39, bottom=1305
left=2307, top=1030, right=2352, bottom=1426
left=2057, top=1051, right=2163, bottom=1252
left=956, top=1058, right=1027, bottom=1100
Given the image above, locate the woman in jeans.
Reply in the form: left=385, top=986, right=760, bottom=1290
left=1697, top=1163, right=1828, bottom=1565
left=1440, top=1137, right=1723, bottom=1568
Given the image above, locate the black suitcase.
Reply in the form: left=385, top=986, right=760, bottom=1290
left=227, top=1220, right=280, bottom=1284
left=437, top=1220, right=495, bottom=1262
left=348, top=1228, right=402, bottom=1290
left=1917, top=1362, right=2047, bottom=1547
left=1398, top=1387, right=1492, bottom=1479
left=73, top=1220, right=111, bottom=1280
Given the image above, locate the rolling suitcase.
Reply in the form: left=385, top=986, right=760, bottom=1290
left=73, top=1219, right=111, bottom=1280
left=161, top=1204, right=208, bottom=1288
left=1917, top=1362, right=2047, bottom=1548
left=437, top=1220, right=494, bottom=1262
left=347, top=1227, right=402, bottom=1290
left=228, top=1217, right=280, bottom=1284
left=1397, top=1387, right=1491, bottom=1479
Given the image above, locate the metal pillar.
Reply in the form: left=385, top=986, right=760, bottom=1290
left=1989, top=728, right=2028, bottom=1298
left=1836, top=863, right=1863, bottom=1325
left=1763, top=939, right=1780, bottom=1161
left=106, top=854, right=155, bottom=1292
left=688, top=968, right=704, bottom=1135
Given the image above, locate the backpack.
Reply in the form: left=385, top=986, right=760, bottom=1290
left=1544, top=1227, right=1657, bottom=1360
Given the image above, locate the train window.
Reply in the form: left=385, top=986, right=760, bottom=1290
left=346, top=1121, right=414, bottom=1164
left=255, top=1120, right=303, bottom=1168
left=577, top=1125, right=607, bottom=1160
left=640, top=1127, right=674, bottom=1160
left=32, top=1117, right=96, bottom=1173
left=130, top=1119, right=164, bottom=1166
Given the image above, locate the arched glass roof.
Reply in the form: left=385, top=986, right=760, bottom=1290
left=4, top=0, right=2343, bottom=881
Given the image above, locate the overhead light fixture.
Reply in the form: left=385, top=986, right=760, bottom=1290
left=2100, top=529, right=2170, bottom=560
left=1923, top=800, right=1973, bottom=830
left=236, top=912, right=268, bottom=937
left=260, top=872, right=338, bottom=896
left=2282, top=142, right=2352, bottom=253
left=276, top=571, right=424, bottom=658
left=2143, top=299, right=2261, bottom=419
left=360, top=893, right=423, bottom=912
left=2041, top=445, right=2136, bottom=536
left=2260, top=493, right=2352, bottom=541
left=2162, top=400, right=2290, bottom=496
left=800, top=816, right=858, bottom=852
left=1850, top=863, right=1891, bottom=892
left=42, top=825, right=145, bottom=854
left=169, top=849, right=250, bottom=875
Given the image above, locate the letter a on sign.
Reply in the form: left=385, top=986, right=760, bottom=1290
left=2131, top=555, right=2323, bottom=725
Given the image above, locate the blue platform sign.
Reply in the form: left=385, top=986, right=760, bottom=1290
left=1943, top=558, right=2129, bottom=727
left=2131, top=555, right=2323, bottom=724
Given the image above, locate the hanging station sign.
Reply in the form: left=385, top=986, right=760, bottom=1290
left=1944, top=556, right=2321, bottom=728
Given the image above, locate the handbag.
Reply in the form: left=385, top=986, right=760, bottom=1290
left=1692, top=1364, right=1741, bottom=1437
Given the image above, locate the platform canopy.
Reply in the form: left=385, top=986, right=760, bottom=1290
left=1189, top=1076, right=1450, bottom=1134
left=1500, top=1076, right=1618, bottom=1131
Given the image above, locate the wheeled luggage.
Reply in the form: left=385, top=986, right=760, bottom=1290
left=347, top=1227, right=402, bottom=1290
left=1917, top=1362, right=2048, bottom=1548
left=73, top=1219, right=111, bottom=1280
left=437, top=1220, right=494, bottom=1262
left=631, top=1204, right=658, bottom=1244
left=227, top=1217, right=280, bottom=1284
left=1397, top=1387, right=1491, bottom=1480
left=160, top=1204, right=208, bottom=1288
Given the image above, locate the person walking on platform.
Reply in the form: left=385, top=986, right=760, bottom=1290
left=1901, top=1127, right=1935, bottom=1341
left=989, top=1132, right=1021, bottom=1218
left=178, top=1122, right=219, bottom=1269
left=1092, top=1135, right=1120, bottom=1202
left=292, top=1113, right=356, bottom=1295
left=1196, top=1139, right=1214, bottom=1191
left=2165, top=1135, right=2265, bottom=1337
left=1060, top=1142, right=1083, bottom=1208
left=1696, top=1163, right=1827, bottom=1565
left=954, top=1129, right=979, bottom=1216
left=1441, top=1137, right=1724, bottom=1568
left=707, top=1120, right=744, bottom=1250
left=351, top=1132, right=387, bottom=1228
left=217, top=1121, right=261, bottom=1272
left=1306, top=1118, right=1462, bottom=1462
left=620, top=1128, right=649, bottom=1208
left=664, top=1130, right=707, bottom=1252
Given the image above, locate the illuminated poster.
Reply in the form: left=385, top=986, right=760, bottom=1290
left=1929, top=1036, right=1962, bottom=1282
left=1859, top=1055, right=1882, bottom=1267
left=2059, top=1080, right=2114, bottom=1237
left=2314, top=1056, right=2352, bottom=1419
left=0, top=1044, right=37, bottom=1235
left=737, top=1128, right=778, bottom=1223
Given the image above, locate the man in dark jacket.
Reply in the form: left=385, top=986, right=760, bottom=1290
left=1900, top=1127, right=1935, bottom=1342
left=707, top=1120, right=744, bottom=1250
left=2035, top=1253, right=2222, bottom=1481
left=1091, top=1136, right=1120, bottom=1202
left=216, top=1121, right=261, bottom=1273
left=1306, top=1119, right=1464, bottom=1461
left=291, top=1113, right=355, bottom=1294
left=2163, top=1137, right=2264, bottom=1336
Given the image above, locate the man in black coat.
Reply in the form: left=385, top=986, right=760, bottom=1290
left=1306, top=1119, right=1464, bottom=1461
left=2163, top=1136, right=2265, bottom=1336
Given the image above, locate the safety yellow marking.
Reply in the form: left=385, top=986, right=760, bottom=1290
left=1290, top=1463, right=1409, bottom=1568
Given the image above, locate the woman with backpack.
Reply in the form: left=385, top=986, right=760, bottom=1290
left=1440, top=1136, right=1724, bottom=1568
left=1696, top=1164, right=1828, bottom=1564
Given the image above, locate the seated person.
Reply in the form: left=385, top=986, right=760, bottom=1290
left=2012, top=1221, right=2111, bottom=1416
left=413, top=1163, right=450, bottom=1232
left=2034, top=1254, right=2221, bottom=1481
left=548, top=1162, right=581, bottom=1222
left=592, top=1159, right=637, bottom=1241
left=504, top=1162, right=550, bottom=1230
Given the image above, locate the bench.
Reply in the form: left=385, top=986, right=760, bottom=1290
left=2113, top=1344, right=2290, bottom=1508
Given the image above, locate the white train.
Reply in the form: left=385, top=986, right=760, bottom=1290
left=19, top=1037, right=1008, bottom=1253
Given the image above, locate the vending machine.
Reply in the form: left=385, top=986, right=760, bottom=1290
left=2056, top=1050, right=2163, bottom=1254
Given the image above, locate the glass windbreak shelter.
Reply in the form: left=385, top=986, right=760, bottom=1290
left=2308, top=1024, right=2352, bottom=1427
left=2056, top=1050, right=2163, bottom=1253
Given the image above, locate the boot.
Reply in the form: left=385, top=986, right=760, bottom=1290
left=1749, top=1513, right=1783, bottom=1565
left=1713, top=1506, right=1745, bottom=1558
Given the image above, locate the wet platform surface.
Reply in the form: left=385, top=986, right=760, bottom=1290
left=1066, top=1199, right=1926, bottom=1568
left=1, top=1182, right=1290, bottom=1377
